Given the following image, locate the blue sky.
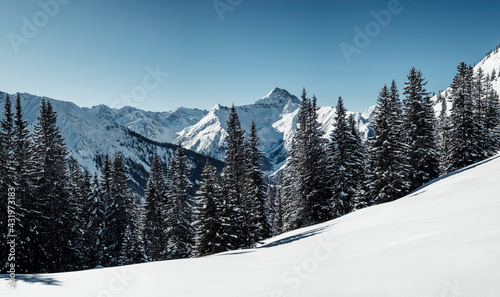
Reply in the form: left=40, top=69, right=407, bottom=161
left=0, top=0, right=499, bottom=113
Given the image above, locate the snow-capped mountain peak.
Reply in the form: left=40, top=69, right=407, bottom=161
left=254, top=87, right=301, bottom=107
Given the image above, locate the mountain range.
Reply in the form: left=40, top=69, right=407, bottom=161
left=0, top=87, right=374, bottom=193
left=2, top=47, right=500, bottom=194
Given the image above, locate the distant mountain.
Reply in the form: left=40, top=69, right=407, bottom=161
left=433, top=47, right=500, bottom=111
left=0, top=87, right=376, bottom=190
left=0, top=93, right=222, bottom=194
left=176, top=87, right=374, bottom=171
left=85, top=104, right=208, bottom=143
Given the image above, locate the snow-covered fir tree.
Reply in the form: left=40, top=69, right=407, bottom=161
left=328, top=97, right=365, bottom=218
left=402, top=67, right=440, bottom=190
left=472, top=67, right=490, bottom=160
left=143, top=153, right=168, bottom=261
left=193, top=160, right=224, bottom=257
left=0, top=93, right=14, bottom=272
left=241, top=120, right=271, bottom=247
left=436, top=92, right=452, bottom=171
left=67, top=162, right=92, bottom=268
left=31, top=98, right=75, bottom=272
left=267, top=172, right=284, bottom=236
left=220, top=106, right=247, bottom=249
left=444, top=62, right=484, bottom=172
left=484, top=74, right=500, bottom=154
left=104, top=153, right=135, bottom=267
left=367, top=83, right=410, bottom=205
left=86, top=172, right=105, bottom=267
left=164, top=144, right=194, bottom=259
left=11, top=93, right=39, bottom=273
left=120, top=192, right=146, bottom=265
left=346, top=115, right=367, bottom=210
left=283, top=89, right=331, bottom=231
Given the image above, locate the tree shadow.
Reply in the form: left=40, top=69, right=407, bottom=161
left=0, top=274, right=62, bottom=286
left=259, top=225, right=330, bottom=248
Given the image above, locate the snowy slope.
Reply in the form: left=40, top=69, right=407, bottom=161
left=3, top=154, right=500, bottom=297
left=476, top=48, right=500, bottom=92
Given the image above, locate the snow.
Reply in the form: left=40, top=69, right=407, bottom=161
left=177, top=88, right=375, bottom=171
left=3, top=153, right=500, bottom=297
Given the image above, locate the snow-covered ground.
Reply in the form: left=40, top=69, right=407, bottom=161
left=3, top=154, right=500, bottom=296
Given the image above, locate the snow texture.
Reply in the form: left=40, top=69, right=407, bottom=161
left=2, top=153, right=500, bottom=296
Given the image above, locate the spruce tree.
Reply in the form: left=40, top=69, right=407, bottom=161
left=193, top=160, right=224, bottom=257
left=143, top=153, right=168, bottom=261
left=268, top=172, right=284, bottom=236
left=120, top=192, right=146, bottom=265
left=283, top=89, right=331, bottom=231
left=0, top=93, right=14, bottom=272
left=11, top=93, right=39, bottom=273
left=403, top=67, right=440, bottom=190
left=472, top=67, right=490, bottom=159
left=346, top=115, right=367, bottom=210
left=31, top=98, right=74, bottom=272
left=220, top=106, right=247, bottom=249
left=329, top=97, right=366, bottom=218
left=87, top=172, right=105, bottom=267
left=484, top=74, right=500, bottom=156
left=67, top=162, right=87, bottom=268
left=436, top=92, right=452, bottom=172
left=105, top=153, right=134, bottom=267
left=165, top=145, right=194, bottom=259
left=445, top=62, right=483, bottom=172
left=367, top=84, right=410, bottom=204
left=241, top=121, right=271, bottom=247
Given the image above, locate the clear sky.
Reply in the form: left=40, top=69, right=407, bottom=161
left=0, top=0, right=499, bottom=113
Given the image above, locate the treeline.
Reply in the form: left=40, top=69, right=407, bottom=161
left=1, top=60, right=499, bottom=273
left=0, top=95, right=270, bottom=272
left=266, top=63, right=500, bottom=235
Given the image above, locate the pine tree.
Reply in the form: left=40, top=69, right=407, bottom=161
left=403, top=67, right=440, bottom=190
left=193, top=160, right=224, bottom=257
left=143, top=154, right=168, bottom=261
left=241, top=121, right=271, bottom=247
left=31, top=98, right=74, bottom=272
left=0, top=93, right=14, bottom=272
left=99, top=154, right=113, bottom=266
left=367, top=84, right=410, bottom=204
left=268, top=172, right=284, bottom=236
left=484, top=73, right=500, bottom=156
left=472, top=67, right=490, bottom=159
left=346, top=115, right=367, bottom=210
left=120, top=192, right=146, bottom=265
left=445, top=62, right=483, bottom=172
left=328, top=97, right=366, bottom=218
left=165, top=145, right=194, bottom=259
left=105, top=153, right=134, bottom=267
left=87, top=172, right=105, bottom=267
left=11, top=93, right=39, bottom=273
left=283, top=89, right=331, bottom=231
left=67, top=162, right=88, bottom=268
left=436, top=92, right=451, bottom=172
left=220, top=106, right=247, bottom=249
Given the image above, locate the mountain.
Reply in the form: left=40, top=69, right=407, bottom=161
left=3, top=153, right=499, bottom=296
left=176, top=87, right=374, bottom=171
left=85, top=105, right=208, bottom=144
left=433, top=47, right=500, bottom=111
left=1, top=87, right=374, bottom=183
left=0, top=93, right=222, bottom=194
